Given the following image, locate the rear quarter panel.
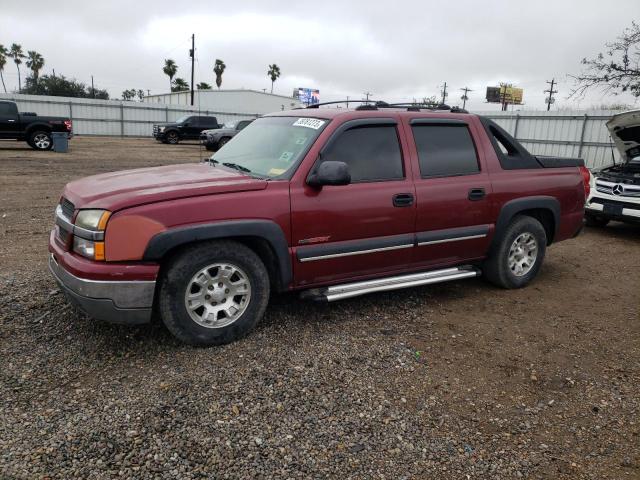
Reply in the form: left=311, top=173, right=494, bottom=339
left=473, top=117, right=585, bottom=242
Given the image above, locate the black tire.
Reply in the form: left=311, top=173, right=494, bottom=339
left=217, top=137, right=230, bottom=148
left=166, top=131, right=179, bottom=144
left=585, top=214, right=610, bottom=228
left=158, top=240, right=270, bottom=346
left=28, top=130, right=53, bottom=151
left=205, top=144, right=215, bottom=151
left=483, top=215, right=547, bottom=289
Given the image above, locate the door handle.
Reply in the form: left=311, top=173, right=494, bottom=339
left=468, top=188, right=485, bottom=201
left=393, top=193, right=414, bottom=207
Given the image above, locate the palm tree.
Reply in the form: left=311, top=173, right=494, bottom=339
left=172, top=77, right=189, bottom=92
left=0, top=45, right=7, bottom=93
left=26, top=51, right=45, bottom=85
left=163, top=59, right=177, bottom=92
left=197, top=82, right=212, bottom=90
left=10, top=44, right=26, bottom=91
left=213, top=59, right=226, bottom=89
left=267, top=64, right=281, bottom=94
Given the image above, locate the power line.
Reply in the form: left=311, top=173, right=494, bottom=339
left=544, top=78, right=558, bottom=111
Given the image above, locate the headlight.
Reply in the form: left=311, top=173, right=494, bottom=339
left=72, top=209, right=110, bottom=261
left=159, top=126, right=165, bottom=132
left=75, top=209, right=110, bottom=231
left=73, top=237, right=105, bottom=261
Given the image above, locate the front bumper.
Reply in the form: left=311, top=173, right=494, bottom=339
left=49, top=254, right=156, bottom=325
left=586, top=195, right=640, bottom=222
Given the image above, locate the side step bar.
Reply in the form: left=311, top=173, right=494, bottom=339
left=301, top=266, right=480, bottom=302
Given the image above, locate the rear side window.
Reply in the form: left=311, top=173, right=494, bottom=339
left=412, top=125, right=479, bottom=177
left=0, top=103, right=16, bottom=116
left=322, top=125, right=404, bottom=182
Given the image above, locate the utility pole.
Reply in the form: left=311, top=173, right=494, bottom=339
left=147, top=89, right=151, bottom=96
left=441, top=82, right=448, bottom=105
left=460, top=87, right=472, bottom=109
left=346, top=96, right=349, bottom=108
left=189, top=34, right=195, bottom=106
left=363, top=91, right=372, bottom=103
left=91, top=75, right=95, bottom=98
left=544, top=78, right=557, bottom=111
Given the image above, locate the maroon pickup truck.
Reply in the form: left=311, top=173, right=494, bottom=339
left=49, top=102, right=589, bottom=346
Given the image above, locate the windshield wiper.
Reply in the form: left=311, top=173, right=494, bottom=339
left=222, top=162, right=252, bottom=173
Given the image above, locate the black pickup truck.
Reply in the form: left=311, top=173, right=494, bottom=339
left=153, top=115, right=221, bottom=144
left=0, top=100, right=72, bottom=150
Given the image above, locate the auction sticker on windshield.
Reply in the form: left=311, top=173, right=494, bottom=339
left=293, top=118, right=325, bottom=130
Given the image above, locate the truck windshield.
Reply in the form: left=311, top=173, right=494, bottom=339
left=175, top=115, right=190, bottom=123
left=210, top=116, right=328, bottom=178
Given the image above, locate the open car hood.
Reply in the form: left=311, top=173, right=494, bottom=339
left=606, top=110, right=640, bottom=163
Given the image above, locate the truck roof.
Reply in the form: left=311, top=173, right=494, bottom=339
left=267, top=107, right=477, bottom=122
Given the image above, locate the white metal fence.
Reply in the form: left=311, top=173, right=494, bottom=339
left=0, top=93, right=259, bottom=137
left=0, top=94, right=624, bottom=169
left=479, top=110, right=621, bottom=169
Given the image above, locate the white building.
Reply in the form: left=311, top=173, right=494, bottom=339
left=143, top=89, right=303, bottom=115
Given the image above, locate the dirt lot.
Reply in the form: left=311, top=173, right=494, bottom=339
left=0, top=137, right=639, bottom=479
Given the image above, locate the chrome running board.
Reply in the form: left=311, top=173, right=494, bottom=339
left=301, top=266, right=480, bottom=302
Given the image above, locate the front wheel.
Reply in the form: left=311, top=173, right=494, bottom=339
left=483, top=215, right=547, bottom=289
left=165, top=131, right=179, bottom=144
left=28, top=130, right=53, bottom=150
left=217, top=137, right=230, bottom=149
left=158, top=241, right=270, bottom=346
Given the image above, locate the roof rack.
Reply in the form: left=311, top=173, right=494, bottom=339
left=303, top=100, right=467, bottom=113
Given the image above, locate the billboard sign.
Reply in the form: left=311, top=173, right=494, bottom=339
left=295, top=87, right=320, bottom=105
left=486, top=85, right=523, bottom=105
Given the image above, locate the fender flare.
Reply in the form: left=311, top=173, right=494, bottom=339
left=25, top=122, right=53, bottom=136
left=143, top=219, right=292, bottom=288
left=492, top=196, right=561, bottom=250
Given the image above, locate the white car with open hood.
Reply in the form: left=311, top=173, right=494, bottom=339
left=585, top=110, right=640, bottom=226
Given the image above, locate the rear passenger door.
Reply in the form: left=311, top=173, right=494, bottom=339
left=290, top=119, right=416, bottom=286
left=405, top=118, right=493, bottom=269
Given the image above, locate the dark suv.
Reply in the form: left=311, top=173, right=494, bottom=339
left=50, top=102, right=588, bottom=346
left=200, top=119, right=254, bottom=151
left=153, top=115, right=220, bottom=144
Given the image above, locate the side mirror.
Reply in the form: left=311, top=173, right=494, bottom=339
left=307, top=161, right=351, bottom=188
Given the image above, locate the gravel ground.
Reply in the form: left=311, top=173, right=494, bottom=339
left=0, top=137, right=639, bottom=479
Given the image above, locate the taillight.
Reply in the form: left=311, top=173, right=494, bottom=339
left=579, top=166, right=591, bottom=199
left=64, top=120, right=72, bottom=132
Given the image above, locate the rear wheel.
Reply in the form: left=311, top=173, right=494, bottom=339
left=483, top=215, right=547, bottom=289
left=585, top=214, right=610, bottom=228
left=28, top=130, right=53, bottom=150
left=158, top=241, right=270, bottom=346
left=166, top=131, right=179, bottom=144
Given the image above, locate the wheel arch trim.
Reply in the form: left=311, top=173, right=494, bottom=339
left=492, top=196, right=561, bottom=250
left=143, top=220, right=292, bottom=289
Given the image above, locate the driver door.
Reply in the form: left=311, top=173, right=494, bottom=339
left=290, top=119, right=416, bottom=287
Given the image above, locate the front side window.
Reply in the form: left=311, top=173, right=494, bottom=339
left=211, top=116, right=327, bottom=178
left=321, top=125, right=404, bottom=182
left=412, top=124, right=479, bottom=177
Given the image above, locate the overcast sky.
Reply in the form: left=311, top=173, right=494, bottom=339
left=1, top=0, right=639, bottom=111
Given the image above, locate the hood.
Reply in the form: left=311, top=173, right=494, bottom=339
left=202, top=128, right=229, bottom=135
left=63, top=163, right=267, bottom=212
left=606, top=110, right=640, bottom=163
left=154, top=122, right=179, bottom=127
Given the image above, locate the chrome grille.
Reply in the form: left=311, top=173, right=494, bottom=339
left=60, top=197, right=75, bottom=219
left=594, top=179, right=640, bottom=197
